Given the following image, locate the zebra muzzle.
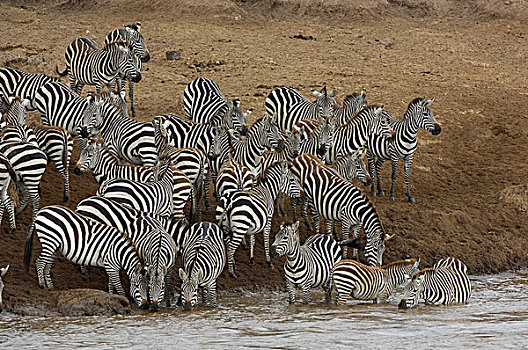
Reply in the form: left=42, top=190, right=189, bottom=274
left=182, top=302, right=193, bottom=312
left=131, top=72, right=142, bottom=83
left=270, top=246, right=279, bottom=258
left=398, top=299, right=409, bottom=309
left=142, top=52, right=151, bottom=63
left=240, top=125, right=249, bottom=136
left=150, top=301, right=160, bottom=312
left=73, top=166, right=81, bottom=175
left=432, top=124, right=442, bottom=135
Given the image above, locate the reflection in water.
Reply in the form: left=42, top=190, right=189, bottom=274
left=1, top=273, right=528, bottom=349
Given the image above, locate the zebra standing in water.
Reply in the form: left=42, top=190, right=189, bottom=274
left=96, top=100, right=157, bottom=166
left=367, top=97, right=441, bottom=203
left=24, top=205, right=148, bottom=307
left=57, top=38, right=141, bottom=95
left=77, top=198, right=177, bottom=311
left=327, top=258, right=419, bottom=305
left=291, top=153, right=393, bottom=265
left=216, top=161, right=301, bottom=278
left=265, top=86, right=338, bottom=131
left=0, top=68, right=59, bottom=110
left=105, top=22, right=150, bottom=118
left=270, top=221, right=342, bottom=304
left=34, top=81, right=101, bottom=151
left=184, top=77, right=252, bottom=135
left=399, top=257, right=471, bottom=309
left=179, top=222, right=226, bottom=310
left=332, top=89, right=368, bottom=125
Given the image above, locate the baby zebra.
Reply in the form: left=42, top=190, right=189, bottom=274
left=24, top=206, right=148, bottom=307
left=398, top=257, right=471, bottom=309
left=179, top=222, right=226, bottom=310
left=0, top=265, right=8, bottom=313
left=270, top=221, right=342, bottom=304
left=327, top=258, right=419, bottom=305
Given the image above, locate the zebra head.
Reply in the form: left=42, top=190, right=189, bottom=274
left=316, top=116, right=336, bottom=160
left=179, top=268, right=202, bottom=311
left=284, top=129, right=302, bottom=158
left=411, top=97, right=441, bottom=136
left=223, top=98, right=251, bottom=136
left=270, top=221, right=300, bottom=258
left=78, top=92, right=103, bottom=152
left=259, top=114, right=283, bottom=152
left=278, top=161, right=302, bottom=200
left=0, top=265, right=9, bottom=313
left=147, top=264, right=167, bottom=312
left=74, top=137, right=99, bottom=175
left=129, top=263, right=149, bottom=309
left=367, top=106, right=393, bottom=141
left=3, top=96, right=26, bottom=125
left=95, top=91, right=128, bottom=118
left=387, top=258, right=420, bottom=290
left=124, top=22, right=150, bottom=63
left=113, top=41, right=142, bottom=83
left=312, top=86, right=338, bottom=119
left=347, top=149, right=371, bottom=186
left=364, top=229, right=392, bottom=266
left=398, top=270, right=426, bottom=309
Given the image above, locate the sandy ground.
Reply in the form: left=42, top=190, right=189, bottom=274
left=0, top=0, right=527, bottom=314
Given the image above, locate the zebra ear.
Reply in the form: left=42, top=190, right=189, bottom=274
left=233, top=98, right=241, bottom=109
left=425, top=97, right=434, bottom=106
left=0, top=265, right=9, bottom=276
left=385, top=233, right=395, bottom=241
left=360, top=88, right=366, bottom=98
left=312, top=89, right=321, bottom=98
left=136, top=22, right=142, bottom=32
left=226, top=99, right=234, bottom=109
left=147, top=265, right=155, bottom=277
left=192, top=270, right=202, bottom=281
left=293, top=221, right=300, bottom=230
left=329, top=89, right=338, bottom=98
left=178, top=268, right=187, bottom=281
left=245, top=108, right=254, bottom=117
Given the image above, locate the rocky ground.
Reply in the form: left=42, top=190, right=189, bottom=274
left=0, top=0, right=527, bottom=315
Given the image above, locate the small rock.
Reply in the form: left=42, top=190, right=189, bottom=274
left=166, top=50, right=181, bottom=60
left=56, top=289, right=130, bottom=316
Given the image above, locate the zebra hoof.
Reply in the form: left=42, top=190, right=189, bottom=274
left=408, top=197, right=416, bottom=203
left=389, top=196, right=395, bottom=201
left=7, top=227, right=15, bottom=234
left=371, top=191, right=376, bottom=197
left=267, top=261, right=273, bottom=268
left=229, top=272, right=238, bottom=279
left=206, top=205, right=212, bottom=211
left=379, top=191, right=385, bottom=197
left=63, top=195, right=69, bottom=203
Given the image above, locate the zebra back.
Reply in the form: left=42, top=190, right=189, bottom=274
left=333, top=89, right=368, bottom=125
left=0, top=68, right=59, bottom=110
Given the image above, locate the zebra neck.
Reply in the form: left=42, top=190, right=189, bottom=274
left=286, top=238, right=302, bottom=265
left=93, top=148, right=119, bottom=182
left=401, top=112, right=421, bottom=137
left=255, top=172, right=281, bottom=201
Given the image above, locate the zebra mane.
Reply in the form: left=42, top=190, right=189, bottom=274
left=124, top=23, right=140, bottom=32
left=383, top=258, right=418, bottom=269
left=104, top=40, right=129, bottom=50
left=80, top=37, right=99, bottom=50
left=412, top=267, right=434, bottom=278
left=2, top=96, right=21, bottom=121
left=336, top=104, right=384, bottom=130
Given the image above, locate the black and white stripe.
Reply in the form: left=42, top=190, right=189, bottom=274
left=295, top=117, right=336, bottom=160
left=57, top=38, right=140, bottom=95
left=0, top=96, right=28, bottom=126
left=265, top=86, right=338, bottom=131
left=328, top=258, right=419, bottom=305
left=367, top=97, right=441, bottom=203
left=399, top=257, right=471, bottom=309
left=333, top=89, right=368, bottom=125
left=179, top=221, right=226, bottom=310
left=270, top=221, right=342, bottom=304
left=0, top=68, right=59, bottom=110
left=291, top=153, right=393, bottom=266
left=184, top=77, right=252, bottom=135
left=105, top=22, right=150, bottom=118
left=216, top=161, right=301, bottom=277
left=76, top=197, right=176, bottom=311
left=24, top=205, right=148, bottom=306
left=0, top=154, right=19, bottom=233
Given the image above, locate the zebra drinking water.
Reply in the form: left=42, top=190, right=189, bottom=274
left=270, top=221, right=342, bottom=304
left=367, top=97, right=441, bottom=203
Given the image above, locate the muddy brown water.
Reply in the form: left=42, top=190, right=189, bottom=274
left=1, top=272, right=527, bottom=349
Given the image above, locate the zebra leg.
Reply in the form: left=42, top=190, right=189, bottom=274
left=207, top=282, right=218, bottom=308
left=203, top=168, right=212, bottom=211
left=106, top=266, right=126, bottom=296
left=403, top=155, right=415, bottom=203
left=375, top=158, right=385, bottom=196
left=36, top=248, right=56, bottom=290
left=367, top=150, right=377, bottom=197
left=61, top=169, right=70, bottom=203
left=16, top=185, right=30, bottom=215
left=286, top=279, right=296, bottom=304
left=241, top=235, right=248, bottom=251
left=301, top=281, right=313, bottom=305
left=129, top=80, right=137, bottom=118
left=389, top=160, right=398, bottom=201
left=351, top=224, right=361, bottom=260
left=263, top=219, right=273, bottom=268
left=1, top=195, right=16, bottom=233
left=301, top=195, right=313, bottom=232
left=342, top=222, right=350, bottom=258
left=202, top=287, right=208, bottom=305
left=163, top=270, right=173, bottom=307
left=29, top=187, right=41, bottom=225
left=310, top=203, right=321, bottom=234
left=249, top=234, right=255, bottom=265
left=290, top=195, right=297, bottom=221
left=227, top=232, right=243, bottom=278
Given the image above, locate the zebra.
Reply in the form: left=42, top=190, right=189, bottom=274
left=324, top=105, right=393, bottom=164
left=0, top=140, right=47, bottom=227
left=367, top=97, right=441, bottom=203
left=23, top=205, right=149, bottom=307
left=261, top=129, right=301, bottom=172
left=333, top=89, right=368, bottom=126
left=216, top=161, right=301, bottom=278
left=95, top=90, right=128, bottom=118
left=296, top=116, right=336, bottom=161
left=0, top=68, right=59, bottom=110
left=215, top=158, right=254, bottom=203
left=327, top=258, right=419, bottom=305
left=96, top=100, right=157, bottom=166
left=0, top=154, right=19, bottom=233
left=155, top=120, right=210, bottom=212
left=265, top=86, right=338, bottom=131
left=184, top=77, right=253, bottom=135
left=179, top=222, right=226, bottom=310
left=96, top=158, right=177, bottom=218
left=291, top=153, right=393, bottom=266
left=331, top=149, right=371, bottom=187
left=56, top=38, right=141, bottom=95
left=0, top=96, right=28, bottom=126
left=270, top=221, right=342, bottom=304
left=105, top=22, right=150, bottom=118
left=76, top=198, right=176, bottom=311
left=398, top=257, right=471, bottom=309
left=0, top=264, right=8, bottom=313
left=34, top=81, right=102, bottom=151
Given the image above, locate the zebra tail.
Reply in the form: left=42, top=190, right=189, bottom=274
left=189, top=186, right=196, bottom=224
left=24, top=223, right=36, bottom=272
left=0, top=156, right=18, bottom=183
left=61, top=130, right=70, bottom=172
left=55, top=65, right=68, bottom=77
left=325, top=272, right=335, bottom=304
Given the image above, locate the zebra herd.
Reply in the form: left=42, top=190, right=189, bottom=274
left=0, top=22, right=472, bottom=313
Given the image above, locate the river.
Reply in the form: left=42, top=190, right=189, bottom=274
left=1, top=272, right=527, bottom=349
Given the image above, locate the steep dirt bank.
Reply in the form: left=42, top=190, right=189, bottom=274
left=0, top=0, right=527, bottom=315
